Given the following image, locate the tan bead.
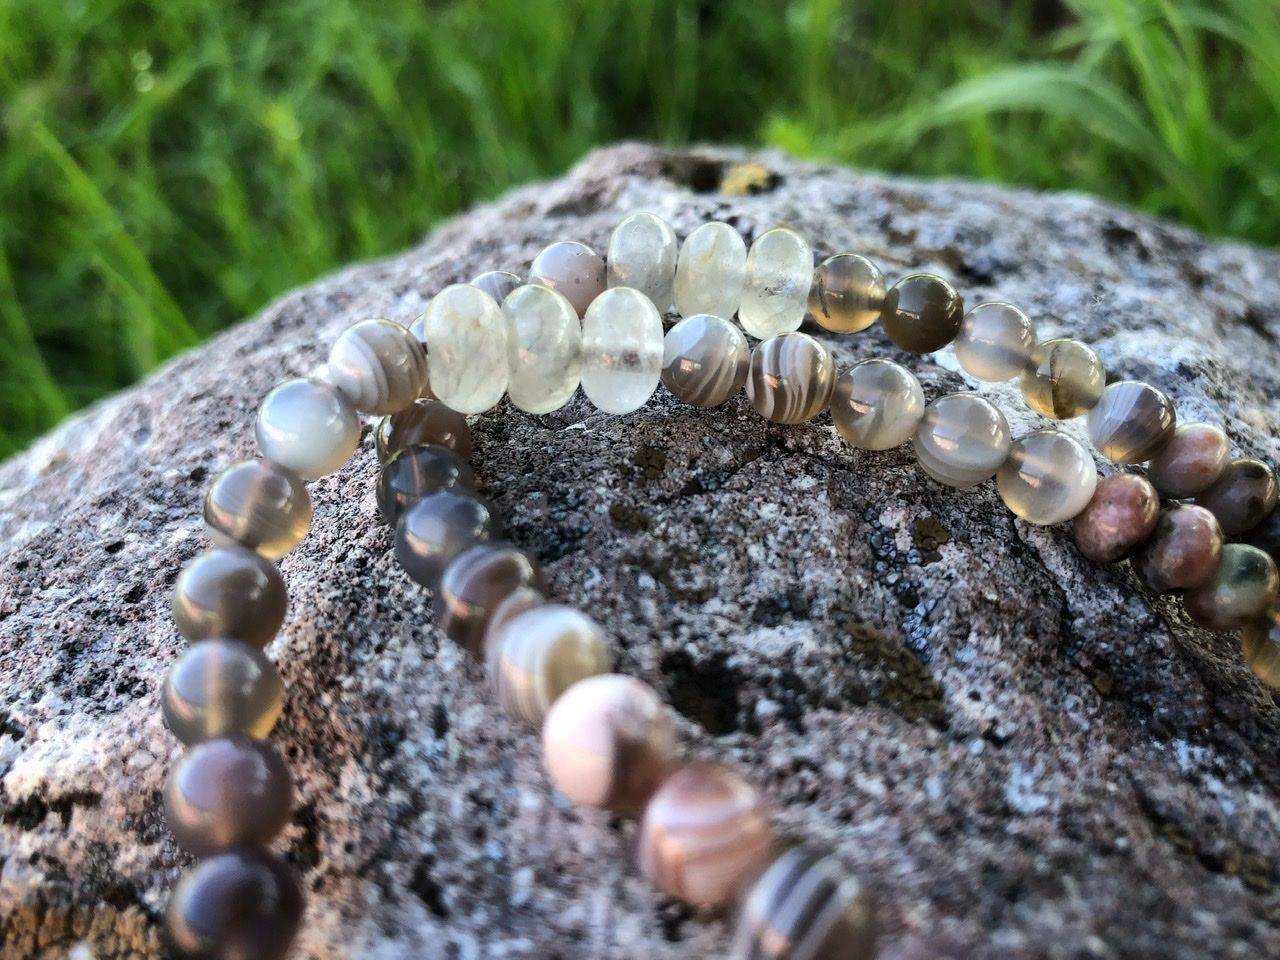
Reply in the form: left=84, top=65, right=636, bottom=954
left=1242, top=605, right=1280, bottom=689
left=746, top=333, right=836, bottom=425
left=912, top=393, right=1011, bottom=488
left=1019, top=338, right=1105, bottom=418
left=637, top=762, right=775, bottom=907
left=996, top=429, right=1097, bottom=525
left=204, top=460, right=312, bottom=560
left=487, top=604, right=610, bottom=726
left=1196, top=457, right=1279, bottom=536
left=1072, top=473, right=1159, bottom=563
left=1185, top=544, right=1279, bottom=631
left=880, top=274, right=963, bottom=353
left=529, top=240, right=606, bottom=317
left=541, top=674, right=674, bottom=813
left=830, top=359, right=924, bottom=451
left=808, top=254, right=885, bottom=334
left=1087, top=380, right=1176, bottom=463
left=954, top=302, right=1037, bottom=382
left=1146, top=422, right=1229, bottom=498
left=1135, top=505, right=1223, bottom=592
left=327, top=318, right=428, bottom=415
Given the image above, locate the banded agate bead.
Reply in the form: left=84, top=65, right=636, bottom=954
left=747, top=333, right=836, bottom=425
left=435, top=542, right=546, bottom=654
left=162, top=639, right=283, bottom=746
left=1086, top=381, right=1175, bottom=463
left=580, top=286, right=664, bottom=415
left=674, top=221, right=747, bottom=320
left=997, top=429, right=1097, bottom=525
left=167, top=850, right=302, bottom=960
left=327, top=318, right=427, bottom=415
left=912, top=393, right=1011, bottom=488
left=1242, top=605, right=1280, bottom=688
left=661, top=314, right=750, bottom=407
left=395, top=490, right=500, bottom=591
left=529, top=240, right=606, bottom=317
left=880, top=274, right=963, bottom=353
left=422, top=284, right=509, bottom=414
left=830, top=359, right=924, bottom=451
left=471, top=269, right=522, bottom=305
left=501, top=283, right=582, bottom=414
left=1019, top=338, right=1105, bottom=419
left=1146, top=422, right=1229, bottom=498
left=173, top=547, right=287, bottom=647
left=637, top=762, right=774, bottom=907
left=375, top=399, right=472, bottom=463
left=255, top=378, right=360, bottom=480
left=1072, top=473, right=1159, bottom=563
left=377, top=444, right=474, bottom=525
left=739, top=227, right=813, bottom=339
left=808, top=253, right=885, bottom=334
left=485, top=586, right=548, bottom=646
left=1185, top=544, right=1279, bottom=631
left=607, top=213, right=678, bottom=312
left=1135, top=505, right=1223, bottom=592
left=1196, top=457, right=1279, bottom=536
left=954, top=302, right=1037, bottom=382
left=487, top=604, right=610, bottom=726
left=204, top=460, right=312, bottom=560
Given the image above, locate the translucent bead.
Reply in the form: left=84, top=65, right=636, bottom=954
left=1134, top=505, right=1223, bottom=592
left=162, top=639, right=283, bottom=746
left=394, top=490, right=500, bottom=591
left=501, top=284, right=582, bottom=414
left=912, top=393, right=1011, bottom=488
left=484, top=586, right=547, bottom=650
left=255, top=378, right=360, bottom=480
left=375, top=399, right=472, bottom=463
left=580, top=286, right=664, bottom=414
left=1147, top=422, right=1229, bottom=498
left=173, top=547, right=287, bottom=647
left=808, top=253, right=885, bottom=334
left=674, top=221, right=747, bottom=320
left=607, top=212, right=678, bottom=312
left=1019, top=338, right=1105, bottom=419
left=1195, top=457, right=1278, bottom=536
left=487, top=604, right=610, bottom=726
left=1185, top=544, right=1279, bottom=631
left=1242, top=605, right=1280, bottom=689
left=739, top=227, right=813, bottom=339
left=661, top=314, right=750, bottom=407
left=471, top=269, right=522, bottom=305
left=167, top=850, right=302, bottom=960
left=1086, top=380, right=1175, bottom=463
left=954, top=302, right=1037, bottom=382
left=529, top=240, right=606, bottom=317
left=435, top=542, right=546, bottom=655
left=746, top=332, right=836, bottom=425
left=996, top=429, right=1097, bottom=525
left=880, top=274, right=964, bottom=353
left=1072, top=473, right=1159, bottom=563
left=376, top=444, right=474, bottom=525
left=327, top=318, right=427, bottom=415
left=204, top=460, right=312, bottom=560
left=422, top=284, right=509, bottom=414
left=830, top=359, right=924, bottom=451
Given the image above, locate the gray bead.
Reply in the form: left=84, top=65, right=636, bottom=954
left=375, top=399, right=472, bottom=464
left=808, top=254, right=885, bottom=335
left=471, top=270, right=523, bottom=305
left=880, top=273, right=964, bottom=353
left=204, top=459, right=312, bottom=560
left=529, top=240, right=606, bottom=317
left=173, top=547, right=287, bottom=648
left=913, top=393, right=1011, bottom=488
left=394, top=490, right=501, bottom=591
left=608, top=213, right=678, bottom=312
left=746, top=332, right=836, bottom=424
left=1195, top=457, right=1279, bottom=536
left=955, top=302, right=1038, bottom=382
left=662, top=314, right=750, bottom=407
left=830, top=359, right=924, bottom=451
left=1019, top=338, right=1105, bottom=418
left=166, top=849, right=302, bottom=960
left=377, top=444, right=475, bottom=525
left=435, top=542, right=547, bottom=655
left=163, top=639, right=284, bottom=746
left=327, top=318, right=428, bottom=415
left=255, top=377, right=361, bottom=480
left=1086, top=380, right=1175, bottom=464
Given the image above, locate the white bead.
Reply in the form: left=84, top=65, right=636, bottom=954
left=607, top=213, right=678, bottom=313
left=580, top=287, right=664, bottom=415
left=997, top=429, right=1098, bottom=525
left=501, top=284, right=582, bottom=414
left=674, top=221, right=746, bottom=320
left=739, top=226, right=813, bottom=339
left=255, top=378, right=360, bottom=480
left=327, top=318, right=427, bottom=415
left=422, top=284, right=509, bottom=414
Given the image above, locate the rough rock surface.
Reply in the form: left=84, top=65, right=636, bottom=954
left=3, top=143, right=1280, bottom=960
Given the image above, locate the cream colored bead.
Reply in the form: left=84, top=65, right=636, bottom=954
left=996, top=429, right=1098, bottom=525
left=501, top=284, right=582, bottom=414
left=607, top=213, right=678, bottom=312
left=255, top=378, right=360, bottom=480
left=580, top=286, right=664, bottom=414
left=912, top=393, right=1011, bottom=488
left=739, top=227, right=813, bottom=339
left=422, top=284, right=509, bottom=414
left=674, top=221, right=747, bottom=320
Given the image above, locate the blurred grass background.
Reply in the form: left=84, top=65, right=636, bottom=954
left=2, top=0, right=1278, bottom=456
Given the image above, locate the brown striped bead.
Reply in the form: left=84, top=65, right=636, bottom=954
left=327, top=317, right=428, bottom=415
left=1086, top=380, right=1175, bottom=464
left=167, top=850, right=302, bottom=960
left=1195, top=457, right=1279, bottom=536
left=375, top=399, right=472, bottom=463
left=1185, top=544, right=1279, bottom=631
left=1134, top=505, right=1223, bottom=593
left=662, top=314, right=750, bottom=407
left=1146, top=422, right=1229, bottom=498
left=203, top=460, right=312, bottom=561
left=487, top=605, right=610, bottom=726
left=1072, top=473, right=1159, bottom=563
left=434, top=542, right=546, bottom=655
left=529, top=240, right=606, bottom=317
left=879, top=273, right=963, bottom=353
left=746, top=333, right=836, bottom=425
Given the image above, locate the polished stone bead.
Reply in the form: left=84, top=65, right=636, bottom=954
left=808, top=253, right=885, bottom=334
left=162, top=639, right=284, bottom=746
left=327, top=318, right=428, bottom=415
left=580, top=286, right=664, bottom=415
left=1134, top=505, right=1223, bottom=592
left=1072, top=473, right=1159, bottom=563
left=1086, top=380, right=1175, bottom=463
left=394, top=490, right=500, bottom=592
left=608, top=212, right=678, bottom=312
left=1146, top=422, right=1229, bottom=498
left=955, top=302, right=1037, bottom=382
left=422, top=284, right=509, bottom=414
left=1196, top=457, right=1279, bottom=536
left=746, top=332, right=836, bottom=425
left=731, top=847, right=878, bottom=960
left=674, top=221, right=747, bottom=320
left=487, top=604, right=610, bottom=726
left=1242, top=605, right=1280, bottom=689
left=173, top=547, right=287, bottom=647
left=739, top=227, right=813, bottom=339
left=880, top=273, right=964, bottom=353
left=375, top=399, right=472, bottom=464
left=376, top=444, right=474, bottom=525
left=435, top=542, right=546, bottom=655
left=542, top=673, right=675, bottom=813
left=483, top=586, right=548, bottom=652
left=1019, top=337, right=1105, bottom=419
left=166, top=849, right=302, bottom=960
left=637, top=762, right=774, bottom=907
left=997, top=429, right=1098, bottom=525
left=255, top=378, right=360, bottom=480
left=912, top=393, right=1011, bottom=488
left=662, top=314, right=750, bottom=407
left=830, top=359, right=924, bottom=451
left=529, top=240, right=606, bottom=317
left=471, top=269, right=522, bottom=305
left=501, top=283, right=582, bottom=414
left=164, top=734, right=292, bottom=856
left=1185, top=544, right=1279, bottom=631
left=204, top=460, right=312, bottom=560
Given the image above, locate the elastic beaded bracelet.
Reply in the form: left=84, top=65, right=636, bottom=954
left=160, top=213, right=1280, bottom=959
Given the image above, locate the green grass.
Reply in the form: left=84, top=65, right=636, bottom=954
left=2, top=0, right=1278, bottom=456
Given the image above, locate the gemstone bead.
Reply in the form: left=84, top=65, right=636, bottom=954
left=1072, top=473, right=1159, bottom=563
left=1146, top=422, right=1229, bottom=498
left=487, top=604, right=610, bottom=726
left=501, top=283, right=583, bottom=414
left=1184, top=544, right=1279, bottom=631
left=1019, top=338, right=1105, bottom=418
left=166, top=850, right=302, bottom=960
left=746, top=332, right=836, bottom=425
left=422, top=284, right=509, bottom=414
left=674, top=221, right=747, bottom=320
left=1242, top=606, right=1280, bottom=689
left=912, top=393, right=1011, bottom=488
left=1086, top=380, right=1175, bottom=463
left=173, top=547, right=287, bottom=647
left=327, top=318, right=428, bottom=415
left=541, top=674, right=675, bottom=813
left=880, top=274, right=964, bottom=353
left=808, top=253, right=885, bottom=334
left=739, top=227, right=813, bottom=340
left=435, top=542, right=547, bottom=655
left=375, top=399, right=472, bottom=463
left=1195, top=457, right=1279, bottom=536
left=394, top=490, right=500, bottom=591
left=607, top=212, right=678, bottom=312
left=471, top=269, right=522, bottom=305
left=637, top=762, right=774, bottom=908
left=255, top=378, right=360, bottom=480
left=580, top=286, right=664, bottom=415
left=484, top=586, right=548, bottom=649
left=1134, top=505, right=1223, bottom=592
left=996, top=429, right=1098, bottom=525
left=661, top=314, right=750, bottom=407
left=162, top=639, right=284, bottom=746
left=830, top=359, right=925, bottom=451
left=376, top=444, right=474, bottom=525
left=204, top=460, right=312, bottom=560
left=954, top=302, right=1037, bottom=382
left=529, top=240, right=606, bottom=317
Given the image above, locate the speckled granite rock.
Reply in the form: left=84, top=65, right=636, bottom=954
left=3, top=143, right=1280, bottom=960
